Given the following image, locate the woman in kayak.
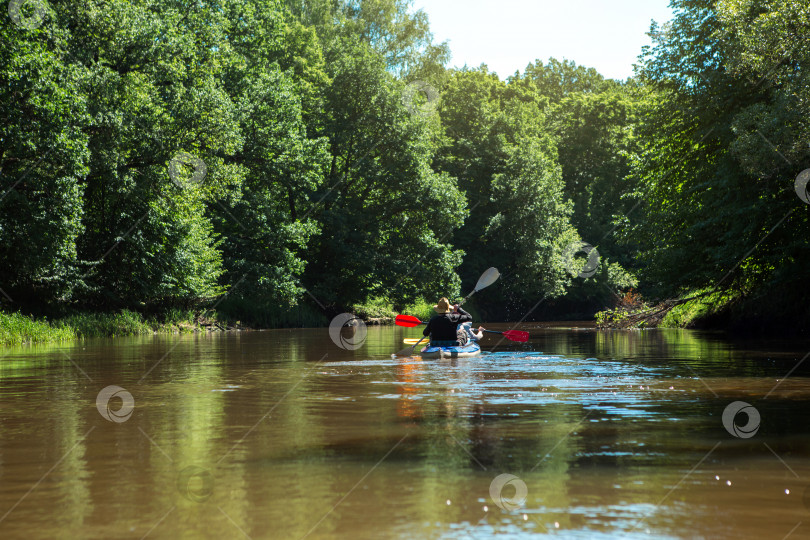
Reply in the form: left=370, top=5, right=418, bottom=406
left=423, top=298, right=472, bottom=346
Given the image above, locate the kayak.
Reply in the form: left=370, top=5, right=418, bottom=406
left=419, top=341, right=481, bottom=359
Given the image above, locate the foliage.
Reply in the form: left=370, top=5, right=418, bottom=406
left=402, top=298, right=436, bottom=322
left=659, top=289, right=731, bottom=328
left=58, top=309, right=153, bottom=338
left=303, top=40, right=466, bottom=308
left=350, top=297, right=434, bottom=321
left=0, top=9, right=89, bottom=308
left=0, top=312, right=74, bottom=346
left=518, top=58, right=614, bottom=102
left=630, top=0, right=809, bottom=313
left=551, top=85, right=642, bottom=267
left=434, top=68, right=574, bottom=310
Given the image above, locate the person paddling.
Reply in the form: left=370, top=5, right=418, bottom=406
left=423, top=298, right=472, bottom=346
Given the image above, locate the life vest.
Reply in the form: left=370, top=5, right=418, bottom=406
left=459, top=322, right=478, bottom=341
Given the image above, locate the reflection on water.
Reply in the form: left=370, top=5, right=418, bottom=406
left=0, top=324, right=809, bottom=539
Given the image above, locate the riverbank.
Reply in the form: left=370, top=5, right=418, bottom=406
left=595, top=289, right=725, bottom=330
left=0, top=310, right=245, bottom=347
left=0, top=298, right=436, bottom=347
left=7, top=289, right=803, bottom=347
left=596, top=288, right=810, bottom=336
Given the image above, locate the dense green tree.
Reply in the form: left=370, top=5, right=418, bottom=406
left=303, top=41, right=466, bottom=307
left=551, top=86, right=642, bottom=267
left=6, top=0, right=804, bottom=331
left=518, top=58, right=613, bottom=103
left=69, top=0, right=240, bottom=309
left=631, top=0, right=809, bottom=326
left=0, top=12, right=88, bottom=309
left=286, top=0, right=450, bottom=78
left=436, top=68, right=586, bottom=314
left=213, top=0, right=331, bottom=309
left=716, top=0, right=810, bottom=174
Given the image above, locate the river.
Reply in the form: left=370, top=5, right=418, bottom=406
left=0, top=323, right=809, bottom=539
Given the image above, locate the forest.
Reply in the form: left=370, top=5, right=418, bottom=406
left=1, top=0, right=808, bottom=335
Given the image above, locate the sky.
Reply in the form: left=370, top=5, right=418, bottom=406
left=410, top=0, right=675, bottom=80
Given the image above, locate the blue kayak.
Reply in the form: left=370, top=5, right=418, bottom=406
left=420, top=341, right=481, bottom=359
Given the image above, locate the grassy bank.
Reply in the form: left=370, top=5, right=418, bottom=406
left=0, top=312, right=75, bottom=346
left=0, top=297, right=439, bottom=347
left=0, top=309, right=227, bottom=347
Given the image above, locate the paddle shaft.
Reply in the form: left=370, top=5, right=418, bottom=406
left=397, top=335, right=428, bottom=356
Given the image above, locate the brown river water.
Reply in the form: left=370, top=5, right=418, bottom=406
left=1, top=323, right=809, bottom=539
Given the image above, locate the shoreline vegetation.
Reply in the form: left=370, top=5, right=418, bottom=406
left=0, top=297, right=438, bottom=347
left=595, top=288, right=808, bottom=335
left=3, top=289, right=803, bottom=347
left=0, top=310, right=242, bottom=347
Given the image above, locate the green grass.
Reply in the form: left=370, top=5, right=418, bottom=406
left=594, top=288, right=738, bottom=329
left=56, top=310, right=153, bottom=338
left=350, top=297, right=438, bottom=322
left=351, top=297, right=449, bottom=322
left=1, top=309, right=215, bottom=347
left=0, top=296, right=453, bottom=348
left=351, top=297, right=397, bottom=320
left=0, top=312, right=75, bottom=346
left=402, top=299, right=435, bottom=321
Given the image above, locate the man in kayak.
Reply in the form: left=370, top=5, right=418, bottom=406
left=423, top=298, right=472, bottom=346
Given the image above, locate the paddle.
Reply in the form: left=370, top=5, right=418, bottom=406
left=394, top=335, right=428, bottom=356
left=458, top=267, right=500, bottom=305
left=482, top=329, right=530, bottom=343
left=394, top=267, right=500, bottom=357
left=395, top=314, right=424, bottom=327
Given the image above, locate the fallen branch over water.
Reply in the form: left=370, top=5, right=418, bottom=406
left=596, top=291, right=714, bottom=329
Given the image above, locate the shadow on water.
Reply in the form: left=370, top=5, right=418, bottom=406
left=0, top=324, right=809, bottom=539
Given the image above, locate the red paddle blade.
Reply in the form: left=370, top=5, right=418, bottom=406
left=395, top=314, right=423, bottom=327
left=502, top=330, right=530, bottom=342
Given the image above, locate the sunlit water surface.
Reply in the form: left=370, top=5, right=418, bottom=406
left=1, top=323, right=809, bottom=539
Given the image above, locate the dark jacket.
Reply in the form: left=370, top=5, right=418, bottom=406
left=423, top=307, right=472, bottom=341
